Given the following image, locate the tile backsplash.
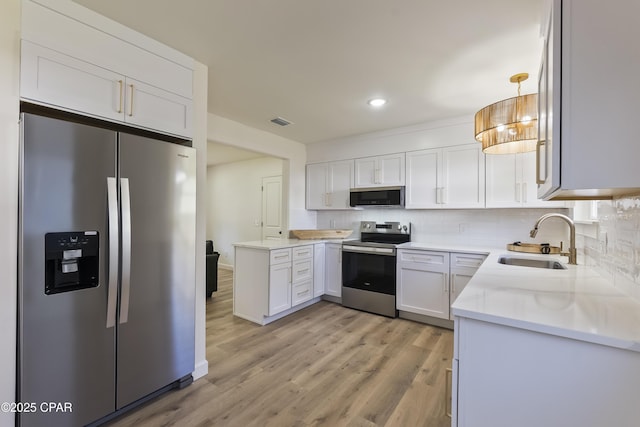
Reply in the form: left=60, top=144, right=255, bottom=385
left=317, top=208, right=571, bottom=249
left=580, top=196, right=640, bottom=300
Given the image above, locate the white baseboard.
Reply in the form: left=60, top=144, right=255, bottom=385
left=192, top=359, right=209, bottom=380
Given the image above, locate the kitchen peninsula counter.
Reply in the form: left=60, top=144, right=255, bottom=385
left=234, top=238, right=351, bottom=250
left=449, top=247, right=640, bottom=427
left=233, top=238, right=351, bottom=326
left=452, top=250, right=640, bottom=352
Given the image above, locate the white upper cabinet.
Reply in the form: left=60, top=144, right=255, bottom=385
left=537, top=0, right=640, bottom=200
left=20, top=41, right=125, bottom=123
left=405, top=149, right=439, bottom=208
left=20, top=0, right=194, bottom=138
left=354, top=153, right=405, bottom=187
left=306, top=160, right=354, bottom=210
left=306, top=163, right=328, bottom=210
left=122, top=78, right=193, bottom=138
left=405, top=144, right=484, bottom=209
left=486, top=151, right=565, bottom=208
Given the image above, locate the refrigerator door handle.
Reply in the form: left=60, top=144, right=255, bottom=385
left=119, top=177, right=132, bottom=324
left=106, top=177, right=119, bottom=328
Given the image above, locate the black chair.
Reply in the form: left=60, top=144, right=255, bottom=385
left=206, top=240, right=220, bottom=298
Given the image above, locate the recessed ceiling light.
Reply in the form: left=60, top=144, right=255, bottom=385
left=368, top=98, right=387, bottom=107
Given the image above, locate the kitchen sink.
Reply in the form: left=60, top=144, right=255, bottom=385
left=497, top=255, right=567, bottom=270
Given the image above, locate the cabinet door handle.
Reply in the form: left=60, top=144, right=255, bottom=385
left=117, top=80, right=123, bottom=113
left=445, top=368, right=453, bottom=418
left=515, top=183, right=521, bottom=203
left=536, top=139, right=546, bottom=184
left=436, top=188, right=442, bottom=204
left=451, top=273, right=456, bottom=294
left=443, top=273, right=448, bottom=293
left=128, top=84, right=134, bottom=117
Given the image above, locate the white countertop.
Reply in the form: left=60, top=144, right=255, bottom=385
left=234, top=238, right=640, bottom=352
left=398, top=241, right=492, bottom=255
left=234, top=238, right=351, bottom=250
left=451, top=250, right=640, bottom=352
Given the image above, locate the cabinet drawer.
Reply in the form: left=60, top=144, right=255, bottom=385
left=399, top=250, right=447, bottom=266
left=292, top=280, right=313, bottom=306
left=270, top=248, right=292, bottom=265
left=451, top=253, right=487, bottom=269
left=292, top=259, right=313, bottom=283
left=293, top=245, right=314, bottom=261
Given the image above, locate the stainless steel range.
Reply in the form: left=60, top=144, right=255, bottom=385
left=342, top=221, right=411, bottom=317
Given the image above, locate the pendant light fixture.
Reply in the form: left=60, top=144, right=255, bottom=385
left=474, top=73, right=538, bottom=154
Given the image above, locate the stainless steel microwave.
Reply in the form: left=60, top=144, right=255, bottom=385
left=349, top=186, right=405, bottom=207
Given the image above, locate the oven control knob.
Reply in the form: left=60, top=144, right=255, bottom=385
left=365, top=223, right=371, bottom=229
left=402, top=225, right=407, bottom=232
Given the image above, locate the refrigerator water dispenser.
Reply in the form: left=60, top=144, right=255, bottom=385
left=45, top=231, right=99, bottom=294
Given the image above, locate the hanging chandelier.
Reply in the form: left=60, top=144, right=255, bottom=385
left=474, top=73, right=538, bottom=154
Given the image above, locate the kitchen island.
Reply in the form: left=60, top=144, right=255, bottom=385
left=450, top=250, right=640, bottom=427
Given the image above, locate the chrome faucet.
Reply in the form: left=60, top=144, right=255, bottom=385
left=530, top=213, right=577, bottom=265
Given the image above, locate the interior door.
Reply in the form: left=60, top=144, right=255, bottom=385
left=19, top=113, right=117, bottom=426
left=116, top=133, right=196, bottom=408
left=262, top=175, right=283, bottom=240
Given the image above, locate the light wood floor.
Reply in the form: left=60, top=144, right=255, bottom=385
left=107, top=269, right=454, bottom=427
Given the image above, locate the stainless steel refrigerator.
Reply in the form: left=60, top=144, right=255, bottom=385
left=18, top=112, right=196, bottom=426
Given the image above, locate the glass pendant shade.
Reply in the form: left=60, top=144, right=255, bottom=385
left=475, top=82, right=538, bottom=154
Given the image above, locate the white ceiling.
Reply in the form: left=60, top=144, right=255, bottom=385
left=74, top=0, right=544, bottom=149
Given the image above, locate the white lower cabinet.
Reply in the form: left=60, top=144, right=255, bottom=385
left=268, top=258, right=292, bottom=316
left=453, top=316, right=640, bottom=426
left=449, top=253, right=487, bottom=320
left=397, top=250, right=450, bottom=319
left=291, top=246, right=313, bottom=306
left=234, top=244, right=314, bottom=325
left=313, top=243, right=326, bottom=298
left=397, top=249, right=486, bottom=321
left=324, top=243, right=342, bottom=298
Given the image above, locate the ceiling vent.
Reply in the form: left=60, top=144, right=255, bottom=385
left=270, top=117, right=292, bottom=127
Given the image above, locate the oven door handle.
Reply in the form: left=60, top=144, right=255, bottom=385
left=342, top=245, right=396, bottom=256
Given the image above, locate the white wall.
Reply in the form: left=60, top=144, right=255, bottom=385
left=579, top=196, right=640, bottom=301
left=207, top=113, right=316, bottom=230
left=0, top=1, right=20, bottom=426
left=307, top=116, right=474, bottom=163
left=192, top=61, right=208, bottom=380
left=207, top=157, right=284, bottom=267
